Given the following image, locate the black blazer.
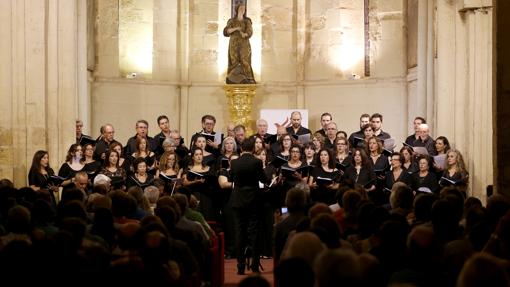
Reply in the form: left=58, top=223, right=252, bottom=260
left=230, top=153, right=267, bottom=208
left=344, top=165, right=376, bottom=187
left=286, top=126, right=311, bottom=136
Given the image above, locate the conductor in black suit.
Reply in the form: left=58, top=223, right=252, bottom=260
left=230, top=137, right=268, bottom=274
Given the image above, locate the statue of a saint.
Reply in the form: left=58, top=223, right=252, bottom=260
left=223, top=4, right=256, bottom=84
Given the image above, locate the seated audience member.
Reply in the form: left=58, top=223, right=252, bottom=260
left=275, top=257, right=315, bottom=287
left=457, top=253, right=510, bottom=287
left=281, top=231, right=326, bottom=267
left=314, top=249, right=363, bottom=287
left=274, top=187, right=308, bottom=262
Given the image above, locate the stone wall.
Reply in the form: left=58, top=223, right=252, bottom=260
left=0, top=0, right=78, bottom=186
left=91, top=0, right=407, bottom=146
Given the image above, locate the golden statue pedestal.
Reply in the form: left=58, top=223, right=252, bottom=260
left=223, top=84, right=258, bottom=136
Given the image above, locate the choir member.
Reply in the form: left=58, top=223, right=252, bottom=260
left=314, top=112, right=333, bottom=137
left=58, top=143, right=85, bottom=187
left=183, top=147, right=216, bottom=221
left=309, top=148, right=341, bottom=205
left=28, top=150, right=58, bottom=206
left=286, top=111, right=312, bottom=136
left=370, top=113, right=391, bottom=141
left=440, top=149, right=469, bottom=194
left=94, top=123, right=119, bottom=161
left=404, top=117, right=426, bottom=146
left=125, top=119, right=155, bottom=156
left=303, top=143, right=317, bottom=166
left=130, top=136, right=156, bottom=171
left=193, top=134, right=217, bottom=167
left=109, top=142, right=130, bottom=175
left=311, top=133, right=325, bottom=153
left=411, top=155, right=439, bottom=194
left=126, top=157, right=154, bottom=190
left=348, top=113, right=370, bottom=148
left=335, top=137, right=352, bottom=166
left=385, top=152, right=411, bottom=190
left=99, top=149, right=127, bottom=189
left=344, top=148, right=376, bottom=192
left=400, top=146, right=418, bottom=174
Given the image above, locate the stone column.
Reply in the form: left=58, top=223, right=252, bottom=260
left=0, top=0, right=78, bottom=186
left=435, top=0, right=493, bottom=202
left=179, top=0, right=190, bottom=141
left=495, top=0, right=510, bottom=197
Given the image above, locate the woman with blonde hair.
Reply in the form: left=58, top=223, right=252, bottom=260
left=440, top=149, right=469, bottom=193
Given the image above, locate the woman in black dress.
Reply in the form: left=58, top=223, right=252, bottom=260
left=411, top=155, right=439, bottom=194
left=344, top=148, right=376, bottom=192
left=217, top=153, right=239, bottom=259
left=385, top=152, right=411, bottom=190
left=28, top=150, right=58, bottom=206
left=126, top=157, right=154, bottom=190
left=277, top=145, right=307, bottom=207
left=131, top=137, right=156, bottom=173
left=309, top=148, right=341, bottom=205
left=400, top=146, right=418, bottom=174
left=193, top=135, right=217, bottom=168
left=83, top=143, right=101, bottom=179
left=276, top=134, right=294, bottom=160
left=440, top=149, right=469, bottom=195
left=183, top=147, right=216, bottom=220
left=99, top=149, right=127, bottom=189
left=335, top=137, right=352, bottom=167
left=157, top=151, right=183, bottom=195
left=303, top=143, right=316, bottom=166
left=110, top=142, right=130, bottom=175
left=58, top=143, right=85, bottom=187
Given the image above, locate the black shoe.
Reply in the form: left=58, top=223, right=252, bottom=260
left=250, top=265, right=260, bottom=273
left=237, top=263, right=246, bottom=275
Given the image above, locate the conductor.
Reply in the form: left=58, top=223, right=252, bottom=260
left=230, top=137, right=268, bottom=274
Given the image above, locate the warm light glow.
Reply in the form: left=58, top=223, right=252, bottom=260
left=217, top=1, right=229, bottom=79
left=119, top=0, right=153, bottom=78
left=331, top=42, right=364, bottom=72
left=218, top=0, right=261, bottom=81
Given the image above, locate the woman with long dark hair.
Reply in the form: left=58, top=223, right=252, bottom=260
left=28, top=150, right=58, bottom=206
left=58, top=144, right=85, bottom=187
left=183, top=147, right=216, bottom=220
left=309, top=148, right=341, bottom=204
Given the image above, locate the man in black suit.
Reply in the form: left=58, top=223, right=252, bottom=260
left=230, top=137, right=268, bottom=274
